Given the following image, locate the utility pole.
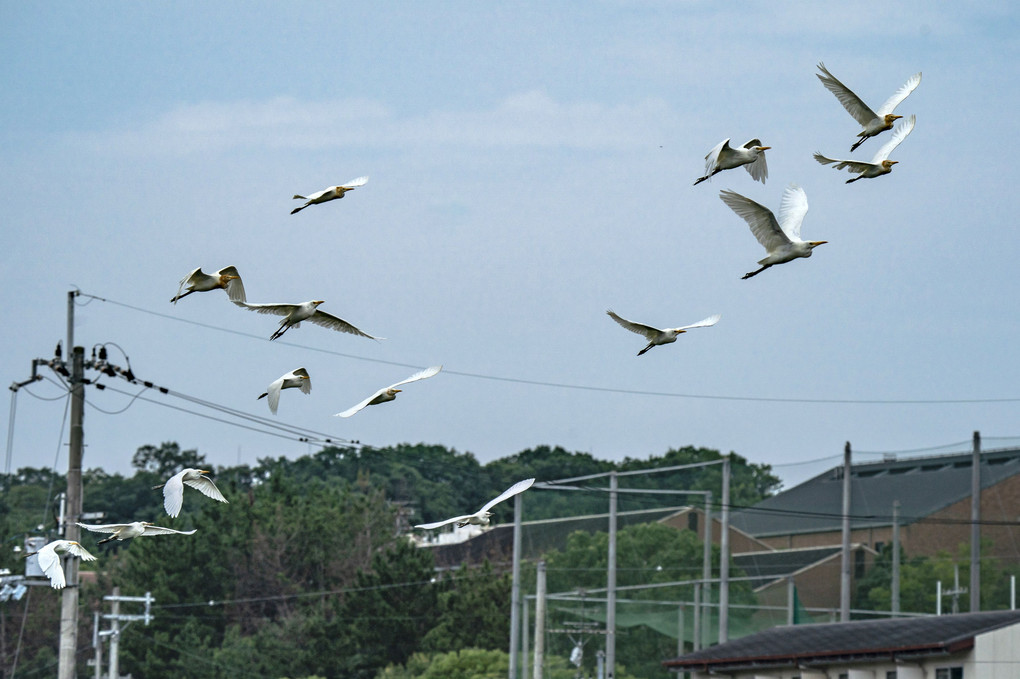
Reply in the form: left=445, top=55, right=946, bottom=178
left=718, top=455, right=730, bottom=643
left=970, top=430, right=981, bottom=612
left=509, top=492, right=524, bottom=679
left=108, top=587, right=120, bottom=679
left=892, top=500, right=901, bottom=615
left=840, top=442, right=852, bottom=622
left=606, top=471, right=617, bottom=678
left=533, top=561, right=546, bottom=679
left=58, top=345, right=85, bottom=679
left=701, top=492, right=711, bottom=646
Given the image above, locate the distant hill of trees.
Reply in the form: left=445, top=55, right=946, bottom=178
left=0, top=440, right=779, bottom=678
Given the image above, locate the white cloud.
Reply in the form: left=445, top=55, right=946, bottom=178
left=76, top=91, right=675, bottom=156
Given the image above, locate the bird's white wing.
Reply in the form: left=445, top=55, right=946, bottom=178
left=63, top=542, right=97, bottom=561
left=719, top=190, right=790, bottom=253
left=140, top=525, right=198, bottom=537
left=340, top=176, right=369, bottom=189
left=334, top=388, right=387, bottom=418
left=606, top=310, right=662, bottom=341
left=293, top=367, right=312, bottom=395
left=183, top=475, right=227, bottom=503
left=703, top=139, right=730, bottom=174
left=776, top=184, right=809, bottom=242
left=76, top=522, right=126, bottom=535
left=235, top=302, right=297, bottom=317
left=36, top=544, right=64, bottom=588
left=742, top=139, right=768, bottom=183
left=677, top=314, right=721, bottom=332
left=217, top=266, right=246, bottom=304
left=307, top=309, right=382, bottom=339
left=871, top=114, right=915, bottom=163
left=389, top=365, right=443, bottom=389
left=480, top=477, right=537, bottom=513
left=303, top=187, right=334, bottom=201
left=266, top=376, right=285, bottom=415
left=813, top=153, right=874, bottom=173
left=163, top=471, right=186, bottom=518
left=876, top=72, right=921, bottom=117
left=173, top=268, right=202, bottom=304
left=415, top=515, right=475, bottom=530
left=816, top=62, right=876, bottom=126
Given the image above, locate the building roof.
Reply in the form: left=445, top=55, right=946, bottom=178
left=730, top=447, right=1020, bottom=538
left=664, top=610, right=1020, bottom=672
left=734, top=545, right=856, bottom=590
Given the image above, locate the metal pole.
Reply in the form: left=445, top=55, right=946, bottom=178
left=521, top=594, right=530, bottom=679
left=108, top=586, right=120, bottom=679
left=787, top=576, right=795, bottom=625
left=66, top=290, right=76, bottom=363
left=1011, top=575, right=1015, bottom=611
left=93, top=611, right=102, bottom=679
left=718, top=456, right=730, bottom=643
left=509, top=492, right=524, bottom=679
left=892, top=500, right=901, bottom=615
left=606, top=471, right=618, bottom=678
left=936, top=580, right=942, bottom=615
left=58, top=345, right=85, bottom=679
left=692, top=583, right=701, bottom=651
left=533, top=561, right=546, bottom=679
left=677, top=605, right=685, bottom=657
left=701, top=491, right=712, bottom=647
left=970, top=430, right=981, bottom=612
left=840, top=442, right=852, bottom=622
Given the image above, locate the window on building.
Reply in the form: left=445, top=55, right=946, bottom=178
left=854, top=548, right=866, bottom=579
left=688, top=512, right=698, bottom=532
left=935, top=667, right=963, bottom=679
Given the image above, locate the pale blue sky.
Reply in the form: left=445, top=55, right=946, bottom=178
left=2, top=2, right=1018, bottom=490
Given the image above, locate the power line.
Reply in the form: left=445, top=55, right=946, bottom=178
left=79, top=291, right=1020, bottom=406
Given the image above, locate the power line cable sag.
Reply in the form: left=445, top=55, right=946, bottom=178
left=79, top=292, right=1020, bottom=406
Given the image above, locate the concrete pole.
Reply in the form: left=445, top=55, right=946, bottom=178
left=108, top=586, right=120, bottom=679
left=606, top=471, right=618, bottom=678
left=533, top=561, right=546, bottom=679
left=840, top=442, right=852, bottom=622
left=509, top=492, right=524, bottom=679
left=970, top=430, right=981, bottom=612
left=58, top=346, right=85, bottom=679
left=692, top=583, right=701, bottom=651
left=93, top=611, right=103, bottom=679
left=719, top=456, right=731, bottom=643
left=521, top=594, right=529, bottom=679
left=701, top=492, right=712, bottom=645
left=677, top=605, right=685, bottom=657
left=892, top=500, right=901, bottom=615
left=787, top=576, right=795, bottom=625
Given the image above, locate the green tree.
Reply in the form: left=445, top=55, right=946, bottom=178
left=421, top=561, right=511, bottom=652
left=131, top=441, right=207, bottom=477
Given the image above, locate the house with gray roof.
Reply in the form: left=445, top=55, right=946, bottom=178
left=664, top=609, right=1020, bottom=678
left=729, top=447, right=1020, bottom=568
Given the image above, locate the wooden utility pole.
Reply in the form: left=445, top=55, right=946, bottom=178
left=57, top=345, right=85, bottom=679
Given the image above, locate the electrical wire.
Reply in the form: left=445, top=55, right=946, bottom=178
left=79, top=291, right=1020, bottom=406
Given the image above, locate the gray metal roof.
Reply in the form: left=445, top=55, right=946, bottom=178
left=730, top=448, right=1020, bottom=538
left=733, top=546, right=843, bottom=589
left=664, top=610, right=1020, bottom=671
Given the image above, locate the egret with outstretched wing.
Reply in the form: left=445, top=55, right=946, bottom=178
left=720, top=184, right=827, bottom=280
left=171, top=266, right=246, bottom=304
left=607, top=310, right=720, bottom=356
left=258, top=368, right=311, bottom=415
left=29, top=540, right=97, bottom=589
left=694, top=138, right=769, bottom=186
left=335, top=366, right=442, bottom=418
left=77, top=521, right=197, bottom=544
left=415, top=478, right=536, bottom=529
left=292, top=176, right=368, bottom=214
left=236, top=300, right=381, bottom=341
left=814, top=115, right=915, bottom=183
left=816, top=62, right=920, bottom=152
left=155, top=468, right=228, bottom=518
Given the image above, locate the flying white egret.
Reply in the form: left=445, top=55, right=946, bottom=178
left=235, top=300, right=382, bottom=341
left=720, top=184, right=827, bottom=280
left=171, top=266, right=246, bottom=304
left=814, top=115, right=915, bottom=183
left=154, top=468, right=228, bottom=518
left=335, top=365, right=442, bottom=418
left=291, top=176, right=368, bottom=214
left=28, top=540, right=97, bottom=589
left=606, top=310, right=720, bottom=356
left=693, top=138, right=770, bottom=186
left=415, top=478, right=536, bottom=530
left=816, top=62, right=921, bottom=152
left=258, top=367, right=311, bottom=415
left=76, top=521, right=197, bottom=544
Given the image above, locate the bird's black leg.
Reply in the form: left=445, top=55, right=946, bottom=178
left=742, top=264, right=770, bottom=280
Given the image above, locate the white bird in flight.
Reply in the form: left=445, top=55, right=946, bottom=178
left=814, top=115, right=915, bottom=183
left=154, top=468, right=228, bottom=518
left=606, top=310, right=720, bottom=356
left=76, top=521, right=197, bottom=544
left=28, top=540, right=97, bottom=589
left=235, top=300, right=382, bottom=342
left=171, top=266, right=246, bottom=304
left=291, top=176, right=368, bottom=214
left=415, top=478, right=536, bottom=530
left=335, top=365, right=442, bottom=418
left=258, top=367, right=311, bottom=415
left=816, top=62, right=921, bottom=152
left=720, top=184, right=826, bottom=280
left=693, top=138, right=770, bottom=186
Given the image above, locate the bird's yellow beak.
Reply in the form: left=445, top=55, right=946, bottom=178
left=393, top=389, right=402, bottom=393
left=759, top=146, right=771, bottom=151
left=810, top=241, right=828, bottom=247
left=200, top=470, right=210, bottom=475
left=889, top=160, right=899, bottom=165
left=891, top=114, right=903, bottom=120
left=314, top=300, right=325, bottom=305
